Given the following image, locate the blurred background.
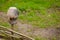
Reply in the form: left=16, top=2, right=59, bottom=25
left=0, top=0, right=60, bottom=40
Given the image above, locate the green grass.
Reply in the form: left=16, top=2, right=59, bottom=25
left=0, top=22, right=10, bottom=27
left=0, top=0, right=60, bottom=40
left=35, top=36, right=48, bottom=40
left=0, top=0, right=60, bottom=28
left=19, top=10, right=60, bottom=28
left=0, top=0, right=60, bottom=11
left=0, top=18, right=10, bottom=28
left=34, top=36, right=57, bottom=40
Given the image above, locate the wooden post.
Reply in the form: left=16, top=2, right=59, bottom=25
left=11, top=24, right=14, bottom=40
left=10, top=18, right=17, bottom=40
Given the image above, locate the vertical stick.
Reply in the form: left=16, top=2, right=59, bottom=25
left=11, top=24, right=14, bottom=40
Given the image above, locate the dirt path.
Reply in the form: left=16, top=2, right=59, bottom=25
left=0, top=12, right=60, bottom=40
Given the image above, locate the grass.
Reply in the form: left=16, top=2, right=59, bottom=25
left=0, top=18, right=10, bottom=28
left=19, top=10, right=60, bottom=28
left=0, top=0, right=60, bottom=28
left=0, top=0, right=60, bottom=40
left=0, top=0, right=60, bottom=11
left=34, top=35, right=57, bottom=40
left=34, top=36, right=48, bottom=40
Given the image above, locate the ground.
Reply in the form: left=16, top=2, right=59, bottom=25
left=0, top=12, right=60, bottom=40
left=0, top=0, right=60, bottom=40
